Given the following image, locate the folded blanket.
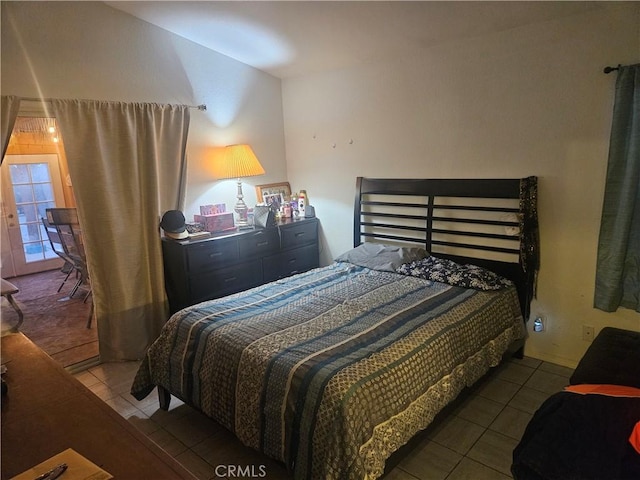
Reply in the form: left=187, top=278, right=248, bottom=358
left=512, top=391, right=640, bottom=480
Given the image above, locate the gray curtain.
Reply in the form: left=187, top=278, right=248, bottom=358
left=51, top=100, right=190, bottom=360
left=594, top=64, right=640, bottom=312
left=1, top=95, right=21, bottom=161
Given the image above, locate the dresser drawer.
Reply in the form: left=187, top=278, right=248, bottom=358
left=238, top=228, right=280, bottom=257
left=163, top=217, right=320, bottom=313
left=280, top=220, right=318, bottom=249
left=187, top=237, right=239, bottom=274
left=189, top=260, right=263, bottom=303
left=263, top=243, right=319, bottom=282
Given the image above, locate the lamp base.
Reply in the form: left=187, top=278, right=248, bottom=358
left=234, top=179, right=253, bottom=229
left=235, top=217, right=254, bottom=230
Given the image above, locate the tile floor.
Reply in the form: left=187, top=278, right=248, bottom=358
left=73, top=355, right=573, bottom=480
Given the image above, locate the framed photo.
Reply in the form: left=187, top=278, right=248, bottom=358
left=263, top=193, right=284, bottom=210
left=256, top=182, right=291, bottom=205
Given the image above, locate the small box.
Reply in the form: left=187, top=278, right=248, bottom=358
left=200, top=204, right=226, bottom=215
left=194, top=212, right=235, bottom=233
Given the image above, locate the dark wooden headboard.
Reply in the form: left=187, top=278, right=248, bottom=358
left=353, top=177, right=539, bottom=320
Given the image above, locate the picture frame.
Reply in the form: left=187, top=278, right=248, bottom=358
left=255, top=182, right=291, bottom=206
left=263, top=192, right=285, bottom=210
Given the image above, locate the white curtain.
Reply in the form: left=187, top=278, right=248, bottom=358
left=51, top=100, right=190, bottom=361
left=1, top=95, right=21, bottom=161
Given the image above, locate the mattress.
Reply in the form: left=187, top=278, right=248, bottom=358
left=131, top=262, right=525, bottom=479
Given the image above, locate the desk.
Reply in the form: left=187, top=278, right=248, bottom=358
left=0, top=333, right=196, bottom=480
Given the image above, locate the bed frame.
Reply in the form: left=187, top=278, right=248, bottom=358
left=353, top=177, right=538, bottom=324
left=145, top=176, right=539, bottom=477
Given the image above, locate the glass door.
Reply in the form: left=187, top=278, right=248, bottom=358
left=1, top=154, right=66, bottom=277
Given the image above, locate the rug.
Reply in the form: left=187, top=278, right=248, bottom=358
left=1, top=269, right=98, bottom=367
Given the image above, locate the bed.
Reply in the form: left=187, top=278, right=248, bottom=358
left=131, top=177, right=539, bottom=479
left=512, top=327, right=640, bottom=480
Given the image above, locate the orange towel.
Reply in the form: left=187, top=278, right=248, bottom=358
left=631, top=421, right=640, bottom=455
left=564, top=384, right=640, bottom=398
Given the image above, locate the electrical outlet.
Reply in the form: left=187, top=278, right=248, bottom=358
left=582, top=325, right=595, bottom=342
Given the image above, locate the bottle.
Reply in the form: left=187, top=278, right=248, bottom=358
left=298, top=191, right=306, bottom=218
left=290, top=193, right=299, bottom=217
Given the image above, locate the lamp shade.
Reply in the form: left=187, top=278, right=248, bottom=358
left=214, top=144, right=266, bottom=180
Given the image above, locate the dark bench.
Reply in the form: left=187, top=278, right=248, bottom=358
left=570, top=326, right=640, bottom=388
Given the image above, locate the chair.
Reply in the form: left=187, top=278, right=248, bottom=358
left=1, top=278, right=24, bottom=332
left=41, top=216, right=77, bottom=293
left=46, top=208, right=93, bottom=328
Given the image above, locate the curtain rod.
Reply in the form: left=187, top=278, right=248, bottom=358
left=18, top=96, right=206, bottom=110
left=603, top=64, right=622, bottom=74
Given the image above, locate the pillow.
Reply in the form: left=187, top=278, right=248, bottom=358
left=396, top=256, right=513, bottom=291
left=335, top=243, right=428, bottom=272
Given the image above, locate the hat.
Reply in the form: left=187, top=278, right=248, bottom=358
left=160, top=210, right=188, bottom=240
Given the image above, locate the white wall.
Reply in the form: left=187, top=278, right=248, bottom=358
left=0, top=1, right=287, bottom=220
left=282, top=4, right=640, bottom=368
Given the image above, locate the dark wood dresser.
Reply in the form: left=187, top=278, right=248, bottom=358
left=0, top=333, right=196, bottom=480
left=162, top=217, right=319, bottom=313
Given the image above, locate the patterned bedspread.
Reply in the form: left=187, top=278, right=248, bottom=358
left=131, top=262, right=525, bottom=479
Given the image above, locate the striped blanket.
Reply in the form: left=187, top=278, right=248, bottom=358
left=131, top=262, right=525, bottom=479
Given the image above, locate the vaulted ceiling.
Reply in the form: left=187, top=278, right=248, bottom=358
left=106, top=1, right=606, bottom=79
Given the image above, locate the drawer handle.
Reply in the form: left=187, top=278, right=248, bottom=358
left=294, top=232, right=306, bottom=237
left=224, top=277, right=237, bottom=283
left=209, top=252, right=223, bottom=258
left=256, top=241, right=269, bottom=247
left=288, top=258, right=297, bottom=264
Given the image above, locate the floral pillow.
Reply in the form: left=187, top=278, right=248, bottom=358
left=396, top=256, right=513, bottom=291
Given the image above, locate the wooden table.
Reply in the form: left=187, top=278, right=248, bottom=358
left=0, top=333, right=196, bottom=479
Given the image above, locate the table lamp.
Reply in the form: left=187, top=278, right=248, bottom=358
left=215, top=144, right=265, bottom=229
